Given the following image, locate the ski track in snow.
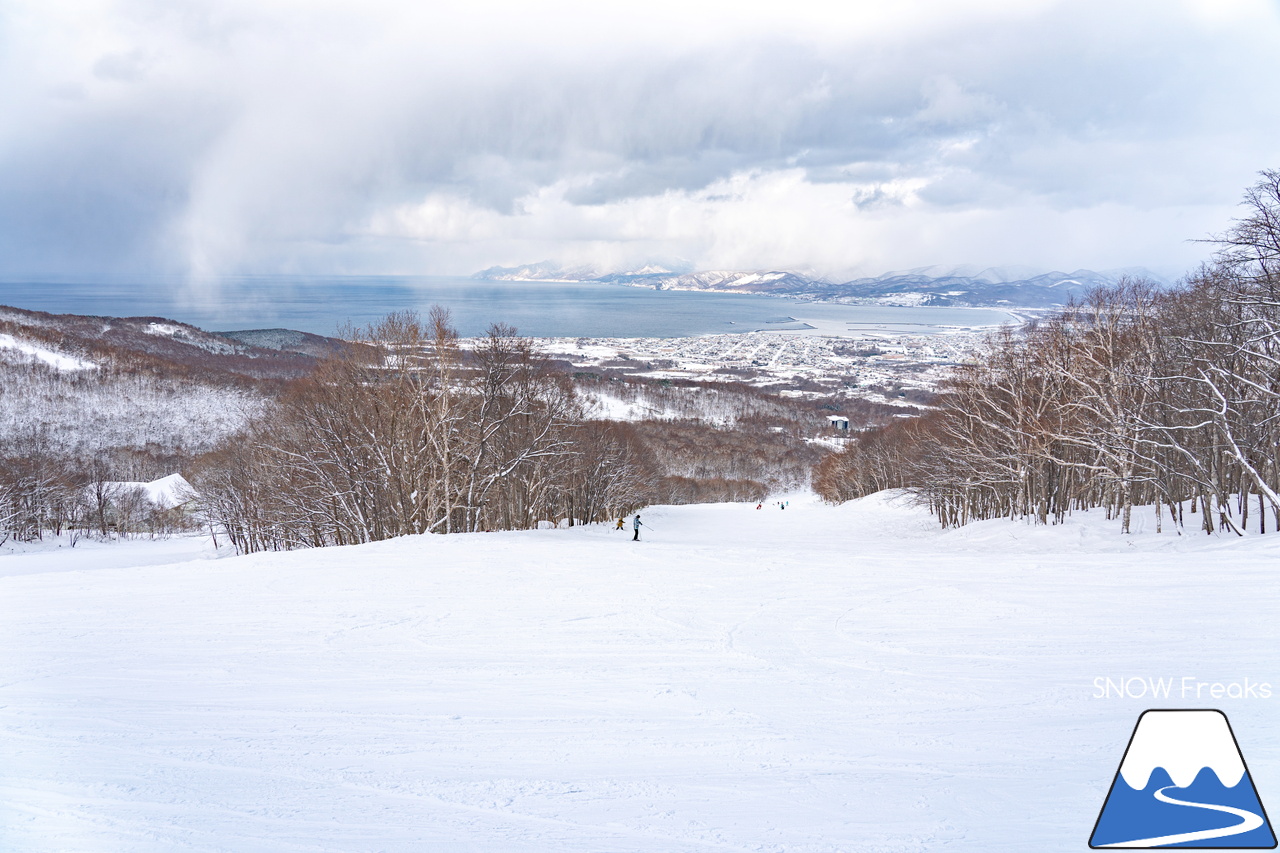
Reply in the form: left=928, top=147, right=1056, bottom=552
left=3, top=492, right=1280, bottom=851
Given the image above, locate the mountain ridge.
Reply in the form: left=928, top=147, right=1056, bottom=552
left=473, top=262, right=1171, bottom=308
left=0, top=304, right=349, bottom=383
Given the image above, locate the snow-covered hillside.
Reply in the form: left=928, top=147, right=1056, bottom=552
left=0, top=332, right=97, bottom=371
left=0, top=363, right=266, bottom=456
left=2, top=493, right=1277, bottom=851
left=0, top=304, right=341, bottom=462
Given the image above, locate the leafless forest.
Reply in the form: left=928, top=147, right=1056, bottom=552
left=0, top=301, right=853, bottom=549
left=190, top=310, right=860, bottom=553
left=190, top=311, right=648, bottom=550
left=0, top=309, right=291, bottom=544
left=817, top=171, right=1280, bottom=535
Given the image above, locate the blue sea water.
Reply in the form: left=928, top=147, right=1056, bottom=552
left=0, top=275, right=1015, bottom=338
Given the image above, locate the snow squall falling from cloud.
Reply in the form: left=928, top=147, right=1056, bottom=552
left=2, top=0, right=1279, bottom=282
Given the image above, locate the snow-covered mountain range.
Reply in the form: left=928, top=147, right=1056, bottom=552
left=474, top=259, right=695, bottom=282
left=473, top=262, right=1170, bottom=308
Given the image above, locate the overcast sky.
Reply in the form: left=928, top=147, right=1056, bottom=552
left=2, top=0, right=1279, bottom=282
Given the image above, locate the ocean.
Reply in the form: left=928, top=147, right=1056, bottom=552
left=0, top=275, right=1015, bottom=338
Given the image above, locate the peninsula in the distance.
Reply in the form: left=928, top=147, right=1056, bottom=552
left=473, top=261, right=1170, bottom=308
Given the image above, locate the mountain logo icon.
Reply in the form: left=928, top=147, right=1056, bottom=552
left=1090, top=709, right=1277, bottom=848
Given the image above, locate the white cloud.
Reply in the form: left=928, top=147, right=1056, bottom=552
left=1, top=0, right=1277, bottom=280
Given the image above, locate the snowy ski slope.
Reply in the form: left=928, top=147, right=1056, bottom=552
left=2, top=492, right=1278, bottom=851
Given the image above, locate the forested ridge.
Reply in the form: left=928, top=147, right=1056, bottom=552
left=817, top=171, right=1280, bottom=535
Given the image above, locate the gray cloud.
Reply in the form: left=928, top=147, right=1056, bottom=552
left=1, top=0, right=1278, bottom=280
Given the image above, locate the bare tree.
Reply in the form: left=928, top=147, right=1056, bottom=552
left=191, top=310, right=645, bottom=553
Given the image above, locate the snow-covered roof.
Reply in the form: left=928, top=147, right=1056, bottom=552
left=107, top=473, right=195, bottom=509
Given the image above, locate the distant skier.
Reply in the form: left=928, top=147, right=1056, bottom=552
left=755, top=503, right=762, bottom=510
left=616, top=516, right=625, bottom=531
left=633, top=514, right=643, bottom=541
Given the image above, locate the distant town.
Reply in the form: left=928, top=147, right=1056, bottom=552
left=530, top=322, right=1004, bottom=406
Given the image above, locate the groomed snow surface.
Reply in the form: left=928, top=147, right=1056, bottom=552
left=3, top=492, right=1279, bottom=852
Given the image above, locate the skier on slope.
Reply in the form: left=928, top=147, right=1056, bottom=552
left=632, top=514, right=644, bottom=541
left=616, top=516, right=625, bottom=531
